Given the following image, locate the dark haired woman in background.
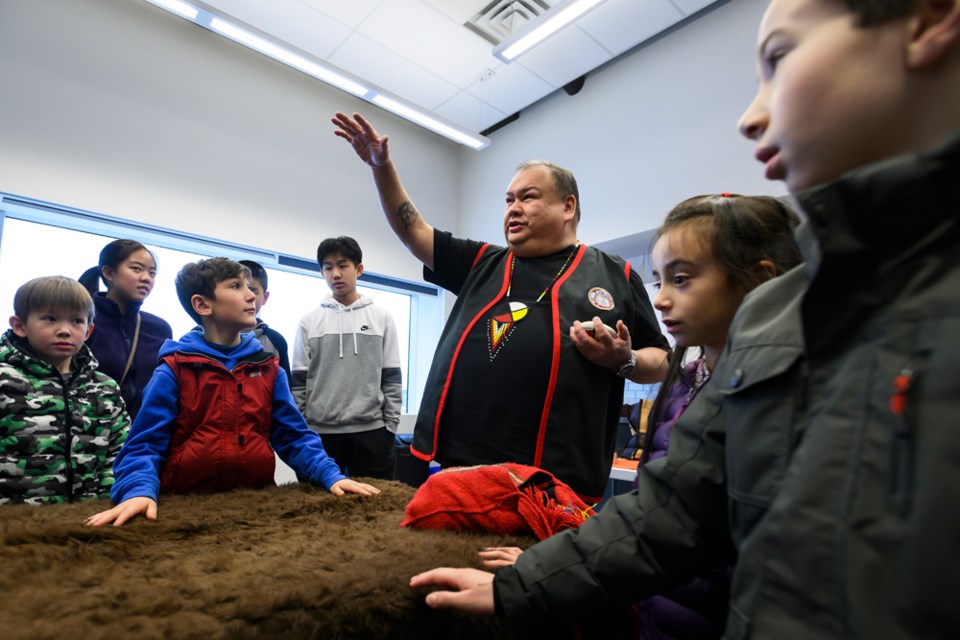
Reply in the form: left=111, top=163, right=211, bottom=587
left=79, top=239, right=172, bottom=419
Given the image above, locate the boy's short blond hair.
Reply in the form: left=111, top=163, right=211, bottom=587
left=13, top=276, right=95, bottom=322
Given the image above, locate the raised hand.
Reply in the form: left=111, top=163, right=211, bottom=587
left=332, top=112, right=390, bottom=167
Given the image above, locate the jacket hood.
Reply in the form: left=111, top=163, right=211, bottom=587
left=319, top=294, right=373, bottom=358
left=320, top=294, right=374, bottom=311
left=159, top=329, right=263, bottom=361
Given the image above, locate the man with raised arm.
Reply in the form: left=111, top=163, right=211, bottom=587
left=333, top=112, right=668, bottom=500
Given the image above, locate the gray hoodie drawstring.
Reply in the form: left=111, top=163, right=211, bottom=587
left=352, top=312, right=358, bottom=355
left=337, top=305, right=344, bottom=358
left=336, top=303, right=359, bottom=358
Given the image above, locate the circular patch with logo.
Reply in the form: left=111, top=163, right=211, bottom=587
left=587, top=287, right=615, bottom=311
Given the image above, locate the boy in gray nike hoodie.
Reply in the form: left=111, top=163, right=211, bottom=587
left=292, top=236, right=402, bottom=480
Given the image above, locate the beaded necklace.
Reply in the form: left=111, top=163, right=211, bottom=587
left=487, top=242, right=580, bottom=360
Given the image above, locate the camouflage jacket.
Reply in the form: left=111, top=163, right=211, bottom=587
left=0, top=330, right=129, bottom=504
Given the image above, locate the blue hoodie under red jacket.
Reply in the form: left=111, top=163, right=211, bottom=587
left=110, top=331, right=346, bottom=504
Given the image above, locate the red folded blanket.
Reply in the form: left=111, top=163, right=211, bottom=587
left=401, top=463, right=595, bottom=540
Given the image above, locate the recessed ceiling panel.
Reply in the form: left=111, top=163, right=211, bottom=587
left=465, top=61, right=554, bottom=117
left=421, top=0, right=487, bottom=24
left=578, top=0, right=683, bottom=57
left=183, top=0, right=723, bottom=141
left=671, top=0, right=721, bottom=16
left=516, top=26, right=611, bottom=88
left=359, top=0, right=496, bottom=88
left=433, top=90, right=508, bottom=132
left=299, top=0, right=383, bottom=29
left=330, top=33, right=462, bottom=111
left=201, top=0, right=352, bottom=59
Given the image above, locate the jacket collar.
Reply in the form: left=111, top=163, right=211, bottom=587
left=796, top=130, right=960, bottom=270
left=793, top=130, right=960, bottom=351
left=94, top=291, right=143, bottom=320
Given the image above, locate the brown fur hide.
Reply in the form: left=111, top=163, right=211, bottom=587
left=0, top=481, right=537, bottom=639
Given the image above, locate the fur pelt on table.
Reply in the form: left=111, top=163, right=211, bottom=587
left=0, top=480, right=537, bottom=640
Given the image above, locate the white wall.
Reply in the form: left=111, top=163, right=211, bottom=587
left=0, top=0, right=461, bottom=284
left=457, top=0, right=785, bottom=257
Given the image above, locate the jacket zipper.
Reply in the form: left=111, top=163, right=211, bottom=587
left=889, top=365, right=915, bottom=516
left=59, top=372, right=75, bottom=503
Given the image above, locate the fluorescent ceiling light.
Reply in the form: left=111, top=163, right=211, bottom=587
left=209, top=19, right=367, bottom=97
left=144, top=0, right=199, bottom=20
left=140, top=2, right=489, bottom=150
left=494, top=0, right=607, bottom=63
left=372, top=95, right=488, bottom=150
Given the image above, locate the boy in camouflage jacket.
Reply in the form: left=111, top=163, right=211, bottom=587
left=0, top=276, right=129, bottom=504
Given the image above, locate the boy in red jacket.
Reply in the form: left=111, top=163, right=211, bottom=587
left=87, top=258, right=378, bottom=527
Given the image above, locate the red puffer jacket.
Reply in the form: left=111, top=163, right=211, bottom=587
left=159, top=349, right=277, bottom=493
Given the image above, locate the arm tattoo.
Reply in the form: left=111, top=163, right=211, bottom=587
left=396, top=200, right=420, bottom=229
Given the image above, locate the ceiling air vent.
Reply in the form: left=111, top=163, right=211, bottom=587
left=465, top=0, right=559, bottom=45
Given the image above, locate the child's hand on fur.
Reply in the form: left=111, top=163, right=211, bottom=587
left=330, top=478, right=380, bottom=496
left=410, top=568, right=495, bottom=614
left=85, top=496, right=158, bottom=527
left=478, top=546, right=523, bottom=568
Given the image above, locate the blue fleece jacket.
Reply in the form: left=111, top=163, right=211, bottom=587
left=111, top=331, right=346, bottom=503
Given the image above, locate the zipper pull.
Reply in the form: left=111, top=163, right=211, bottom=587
left=890, top=368, right=913, bottom=416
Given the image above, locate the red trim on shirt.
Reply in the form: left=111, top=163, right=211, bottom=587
left=470, top=243, right=491, bottom=270
left=533, top=244, right=587, bottom=467
left=425, top=252, right=513, bottom=459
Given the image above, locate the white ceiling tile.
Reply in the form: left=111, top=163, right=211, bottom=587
left=465, top=62, right=554, bottom=116
left=434, top=91, right=507, bottom=133
left=201, top=0, right=351, bottom=59
left=578, top=0, right=683, bottom=57
left=330, top=33, right=461, bottom=110
left=359, top=0, right=496, bottom=88
left=299, top=0, right=383, bottom=29
left=182, top=0, right=724, bottom=145
left=671, top=0, right=719, bottom=16
left=515, top=27, right=611, bottom=88
left=420, top=0, right=481, bottom=24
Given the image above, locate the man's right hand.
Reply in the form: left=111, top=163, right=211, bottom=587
left=330, top=111, right=435, bottom=269
left=332, top=112, right=390, bottom=167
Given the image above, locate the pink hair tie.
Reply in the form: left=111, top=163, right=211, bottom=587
left=721, top=192, right=732, bottom=197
